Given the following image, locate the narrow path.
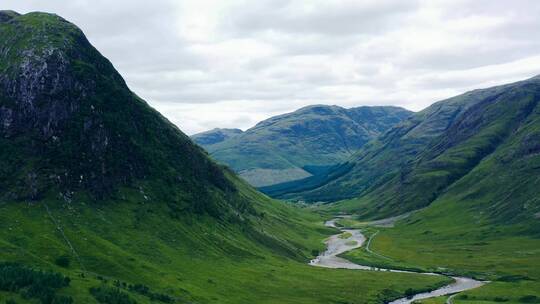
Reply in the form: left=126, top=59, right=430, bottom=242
left=365, top=230, right=392, bottom=260
left=310, top=217, right=485, bottom=304
left=44, top=203, right=86, bottom=272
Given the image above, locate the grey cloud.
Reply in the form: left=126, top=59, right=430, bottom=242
left=4, top=0, right=540, bottom=135
left=224, top=0, right=420, bottom=36
left=399, top=41, right=540, bottom=71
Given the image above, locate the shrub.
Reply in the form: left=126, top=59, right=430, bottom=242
left=90, top=286, right=136, bottom=304
left=52, top=295, right=73, bottom=304
left=128, top=283, right=174, bottom=303
left=55, top=256, right=70, bottom=268
left=519, top=295, right=539, bottom=303
left=376, top=288, right=401, bottom=304
left=404, top=288, right=416, bottom=299
left=0, top=262, right=72, bottom=304
left=494, top=297, right=509, bottom=302
left=497, top=275, right=531, bottom=282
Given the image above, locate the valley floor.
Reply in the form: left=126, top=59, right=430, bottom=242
left=336, top=209, right=540, bottom=304
left=2, top=183, right=537, bottom=304
left=0, top=198, right=449, bottom=304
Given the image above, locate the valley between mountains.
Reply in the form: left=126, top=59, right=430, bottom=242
left=1, top=9, right=539, bottom=304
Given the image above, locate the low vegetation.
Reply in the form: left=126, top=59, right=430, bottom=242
left=339, top=203, right=540, bottom=303
left=0, top=262, right=72, bottom=304
left=0, top=191, right=452, bottom=303
left=338, top=232, right=352, bottom=239
left=90, top=286, right=136, bottom=304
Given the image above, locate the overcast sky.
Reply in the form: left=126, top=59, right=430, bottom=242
left=5, top=0, right=540, bottom=134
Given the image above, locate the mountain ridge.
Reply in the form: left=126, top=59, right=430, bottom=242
left=277, top=75, right=540, bottom=225
left=194, top=104, right=412, bottom=186
left=191, top=128, right=243, bottom=146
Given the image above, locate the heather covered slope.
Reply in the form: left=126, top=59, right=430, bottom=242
left=284, top=76, right=540, bottom=221
left=0, top=11, right=448, bottom=304
left=196, top=105, right=411, bottom=187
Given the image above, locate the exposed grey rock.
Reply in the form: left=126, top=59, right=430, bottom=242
left=1, top=44, right=83, bottom=138
left=0, top=10, right=20, bottom=23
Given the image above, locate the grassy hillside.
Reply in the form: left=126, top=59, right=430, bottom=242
left=326, top=90, right=540, bottom=303
left=293, top=76, right=540, bottom=303
left=195, top=105, right=411, bottom=187
left=0, top=11, right=449, bottom=304
left=0, top=179, right=451, bottom=304
left=285, top=76, right=540, bottom=219
left=337, top=193, right=540, bottom=304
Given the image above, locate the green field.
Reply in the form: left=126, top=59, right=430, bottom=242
left=0, top=191, right=451, bottom=304
left=338, top=203, right=540, bottom=304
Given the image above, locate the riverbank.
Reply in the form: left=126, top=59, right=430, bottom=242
left=310, top=218, right=485, bottom=304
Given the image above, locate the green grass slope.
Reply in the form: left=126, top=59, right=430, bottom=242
left=0, top=179, right=449, bottom=304
left=0, top=11, right=449, bottom=304
left=288, top=76, right=540, bottom=219
left=339, top=187, right=540, bottom=304
left=195, top=105, right=411, bottom=187
left=330, top=95, right=540, bottom=302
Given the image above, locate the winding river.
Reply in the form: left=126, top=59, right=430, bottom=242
left=309, top=218, right=485, bottom=304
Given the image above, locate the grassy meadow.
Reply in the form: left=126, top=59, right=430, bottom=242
left=336, top=203, right=540, bottom=304
left=0, top=185, right=450, bottom=304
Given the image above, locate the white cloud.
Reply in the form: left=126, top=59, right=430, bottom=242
left=4, top=0, right=540, bottom=134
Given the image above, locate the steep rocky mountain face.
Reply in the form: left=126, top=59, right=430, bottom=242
left=0, top=11, right=241, bottom=216
left=282, top=76, right=540, bottom=224
left=192, top=128, right=243, bottom=146
left=195, top=105, right=412, bottom=187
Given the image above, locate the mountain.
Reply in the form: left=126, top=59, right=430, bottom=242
left=195, top=105, right=412, bottom=187
left=0, top=11, right=446, bottom=304
left=281, top=75, right=540, bottom=223
left=325, top=76, right=540, bottom=304
left=191, top=128, right=243, bottom=146
left=0, top=11, right=238, bottom=212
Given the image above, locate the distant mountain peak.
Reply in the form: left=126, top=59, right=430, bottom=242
left=280, top=75, right=540, bottom=223
left=297, top=104, right=342, bottom=111
left=195, top=104, right=412, bottom=187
